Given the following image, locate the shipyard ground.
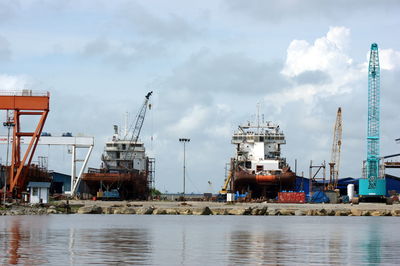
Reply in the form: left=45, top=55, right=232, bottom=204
left=2, top=200, right=400, bottom=216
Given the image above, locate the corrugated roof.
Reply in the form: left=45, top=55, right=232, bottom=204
left=27, top=182, right=51, bottom=188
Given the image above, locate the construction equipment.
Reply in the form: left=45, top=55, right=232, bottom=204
left=102, top=91, right=153, bottom=171
left=124, top=91, right=153, bottom=144
left=0, top=91, right=50, bottom=197
left=328, top=107, right=342, bottom=190
left=359, top=43, right=386, bottom=199
left=219, top=169, right=232, bottom=194
left=91, top=91, right=154, bottom=200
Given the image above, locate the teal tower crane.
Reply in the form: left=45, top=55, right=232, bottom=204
left=359, top=43, right=386, bottom=199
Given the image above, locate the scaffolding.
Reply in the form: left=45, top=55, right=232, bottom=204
left=309, top=160, right=326, bottom=193
left=148, top=158, right=155, bottom=190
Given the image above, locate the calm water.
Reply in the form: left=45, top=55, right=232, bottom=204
left=0, top=215, right=399, bottom=265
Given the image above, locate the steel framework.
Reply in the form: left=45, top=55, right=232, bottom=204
left=366, top=43, right=381, bottom=189
left=0, top=91, right=49, bottom=195
left=328, top=107, right=342, bottom=190
left=125, top=91, right=153, bottom=144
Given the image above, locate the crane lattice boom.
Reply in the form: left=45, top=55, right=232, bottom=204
left=366, top=43, right=380, bottom=189
left=329, top=107, right=342, bottom=189
left=125, top=91, right=153, bottom=144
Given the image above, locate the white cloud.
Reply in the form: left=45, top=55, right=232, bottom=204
left=380, top=49, right=400, bottom=70
left=282, top=27, right=352, bottom=77
left=0, top=74, right=32, bottom=90
left=269, top=26, right=362, bottom=111
left=0, top=35, right=11, bottom=61
left=167, top=105, right=210, bottom=135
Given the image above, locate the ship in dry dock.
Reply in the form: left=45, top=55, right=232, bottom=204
left=80, top=92, right=155, bottom=200
left=229, top=119, right=296, bottom=199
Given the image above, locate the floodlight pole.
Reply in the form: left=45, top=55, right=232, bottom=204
left=3, top=111, right=15, bottom=204
left=179, top=138, right=190, bottom=197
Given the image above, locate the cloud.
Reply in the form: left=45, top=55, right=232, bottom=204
left=224, top=0, right=400, bottom=23
left=0, top=74, right=32, bottom=90
left=282, top=27, right=351, bottom=77
left=165, top=49, right=288, bottom=95
left=115, top=1, right=203, bottom=42
left=0, top=0, right=18, bottom=24
left=292, top=70, right=331, bottom=85
left=379, top=49, right=400, bottom=70
left=80, top=1, right=203, bottom=69
left=82, top=37, right=165, bottom=68
left=167, top=105, right=210, bottom=135
left=0, top=35, right=11, bottom=62
left=267, top=27, right=361, bottom=112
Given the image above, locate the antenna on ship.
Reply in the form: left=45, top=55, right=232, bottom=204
left=124, top=112, right=129, bottom=138
left=256, top=102, right=262, bottom=134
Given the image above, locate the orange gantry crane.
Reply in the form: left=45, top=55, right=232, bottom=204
left=0, top=90, right=49, bottom=196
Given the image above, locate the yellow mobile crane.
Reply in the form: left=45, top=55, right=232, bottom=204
left=219, top=170, right=232, bottom=194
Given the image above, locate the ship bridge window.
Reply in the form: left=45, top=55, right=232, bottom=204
left=245, top=161, right=251, bottom=169
left=259, top=136, right=264, bottom=141
left=256, top=165, right=264, bottom=172
left=130, top=144, right=141, bottom=147
left=122, top=144, right=126, bottom=150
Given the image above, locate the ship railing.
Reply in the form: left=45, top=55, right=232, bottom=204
left=88, top=167, right=102, bottom=173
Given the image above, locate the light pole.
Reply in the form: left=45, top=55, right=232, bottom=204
left=179, top=138, right=190, bottom=196
left=3, top=111, right=15, bottom=204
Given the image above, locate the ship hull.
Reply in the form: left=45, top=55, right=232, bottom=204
left=81, top=171, right=149, bottom=200
left=233, top=168, right=296, bottom=199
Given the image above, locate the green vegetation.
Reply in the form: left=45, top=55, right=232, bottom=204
left=150, top=188, right=162, bottom=197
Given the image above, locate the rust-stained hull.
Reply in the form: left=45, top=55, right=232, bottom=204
left=2, top=165, right=51, bottom=197
left=233, top=167, right=296, bottom=199
left=82, top=171, right=149, bottom=200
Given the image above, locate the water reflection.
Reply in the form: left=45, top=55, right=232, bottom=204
left=1, top=216, right=49, bottom=265
left=327, top=230, right=344, bottom=265
left=180, top=226, right=187, bottom=265
left=8, top=219, right=21, bottom=264
left=228, top=220, right=378, bottom=265
left=229, top=230, right=289, bottom=264
left=363, top=223, right=381, bottom=264
left=1, top=216, right=400, bottom=265
left=68, top=228, right=152, bottom=264
left=1, top=216, right=152, bottom=265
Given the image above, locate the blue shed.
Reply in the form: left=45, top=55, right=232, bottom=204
left=50, top=172, right=71, bottom=193
left=295, top=176, right=310, bottom=195
left=384, top=174, right=400, bottom=196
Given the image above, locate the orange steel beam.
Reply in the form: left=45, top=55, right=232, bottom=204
left=0, top=93, right=49, bottom=195
left=0, top=95, right=49, bottom=110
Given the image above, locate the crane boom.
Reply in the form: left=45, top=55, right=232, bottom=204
left=366, top=44, right=381, bottom=189
left=102, top=91, right=153, bottom=171
left=121, top=91, right=153, bottom=165
left=359, top=43, right=386, bottom=198
left=329, top=107, right=342, bottom=190
left=125, top=91, right=153, bottom=144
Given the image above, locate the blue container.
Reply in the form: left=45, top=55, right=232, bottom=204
left=359, top=179, right=386, bottom=196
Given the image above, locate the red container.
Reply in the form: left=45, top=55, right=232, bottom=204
left=278, top=192, right=306, bottom=203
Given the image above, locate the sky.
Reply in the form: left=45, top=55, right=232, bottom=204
left=0, top=0, right=400, bottom=194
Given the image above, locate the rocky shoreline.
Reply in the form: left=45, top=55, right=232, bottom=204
left=2, top=200, right=400, bottom=216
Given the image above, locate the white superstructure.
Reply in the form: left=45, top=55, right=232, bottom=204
left=101, top=125, right=147, bottom=172
left=232, top=121, right=287, bottom=173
